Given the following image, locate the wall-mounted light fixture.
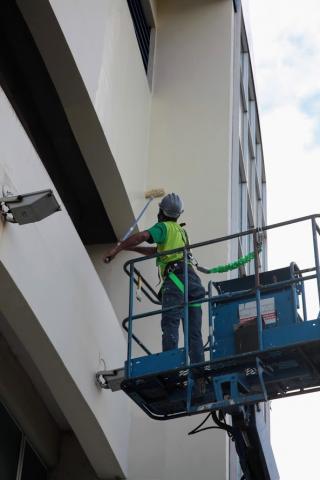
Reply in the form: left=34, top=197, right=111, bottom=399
left=0, top=189, right=61, bottom=225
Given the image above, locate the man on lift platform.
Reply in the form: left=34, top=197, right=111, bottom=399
left=103, top=193, right=205, bottom=368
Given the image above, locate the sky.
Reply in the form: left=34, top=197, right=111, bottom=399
left=247, top=1, right=320, bottom=479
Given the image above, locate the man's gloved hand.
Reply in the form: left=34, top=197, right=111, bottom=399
left=103, top=242, right=121, bottom=263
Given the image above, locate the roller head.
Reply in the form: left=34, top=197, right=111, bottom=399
left=144, top=188, right=165, bottom=199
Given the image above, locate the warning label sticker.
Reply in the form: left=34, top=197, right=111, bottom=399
left=238, top=298, right=276, bottom=326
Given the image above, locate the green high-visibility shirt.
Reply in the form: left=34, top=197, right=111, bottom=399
left=147, top=221, right=188, bottom=276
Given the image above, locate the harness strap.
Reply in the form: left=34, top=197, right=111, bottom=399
left=168, top=271, right=184, bottom=292
left=167, top=272, right=202, bottom=308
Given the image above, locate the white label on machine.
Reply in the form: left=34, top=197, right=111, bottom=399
left=238, top=298, right=276, bottom=326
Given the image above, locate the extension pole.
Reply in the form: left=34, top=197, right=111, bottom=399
left=122, top=189, right=165, bottom=242
left=122, top=197, right=154, bottom=242
left=254, top=231, right=263, bottom=351
left=183, top=248, right=190, bottom=367
left=127, top=262, right=135, bottom=378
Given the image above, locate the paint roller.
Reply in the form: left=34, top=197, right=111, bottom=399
left=104, top=188, right=165, bottom=263
left=121, top=188, right=165, bottom=242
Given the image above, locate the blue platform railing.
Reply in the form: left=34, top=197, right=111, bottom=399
left=123, top=214, right=320, bottom=379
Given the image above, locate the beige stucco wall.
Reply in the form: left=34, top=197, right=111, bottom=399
left=146, top=0, right=234, bottom=245
left=125, top=1, right=235, bottom=479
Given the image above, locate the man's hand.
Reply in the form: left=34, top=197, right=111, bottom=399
left=103, top=243, right=121, bottom=263
left=103, top=231, right=152, bottom=264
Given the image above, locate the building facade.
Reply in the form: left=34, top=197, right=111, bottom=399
left=0, top=1, right=267, bottom=479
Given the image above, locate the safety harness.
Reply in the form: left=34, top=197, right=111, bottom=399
left=137, top=223, right=263, bottom=303
left=164, top=249, right=260, bottom=308
left=166, top=271, right=202, bottom=308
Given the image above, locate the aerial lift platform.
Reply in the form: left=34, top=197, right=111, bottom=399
left=97, top=214, right=320, bottom=480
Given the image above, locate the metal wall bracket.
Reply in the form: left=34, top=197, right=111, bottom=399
left=95, top=368, right=125, bottom=391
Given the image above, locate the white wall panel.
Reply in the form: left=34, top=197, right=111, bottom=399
left=0, top=88, right=129, bottom=479
left=49, top=0, right=152, bottom=226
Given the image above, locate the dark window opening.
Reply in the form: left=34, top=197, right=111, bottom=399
left=0, top=401, right=47, bottom=480
left=21, top=443, right=47, bottom=480
left=0, top=0, right=116, bottom=245
left=0, top=402, right=22, bottom=480
left=127, top=0, right=151, bottom=73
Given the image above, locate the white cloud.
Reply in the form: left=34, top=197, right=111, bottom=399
left=262, top=105, right=320, bottom=219
left=248, top=0, right=320, bottom=222
left=250, top=0, right=320, bottom=110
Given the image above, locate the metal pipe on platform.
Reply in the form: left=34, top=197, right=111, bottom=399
left=123, top=214, right=320, bottom=270
left=290, top=262, right=299, bottom=323
left=254, top=232, right=263, bottom=351
left=301, top=280, right=308, bottom=321
left=208, top=281, right=214, bottom=362
left=127, top=262, right=135, bottom=377
left=312, top=218, right=320, bottom=308
left=183, top=248, right=190, bottom=366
